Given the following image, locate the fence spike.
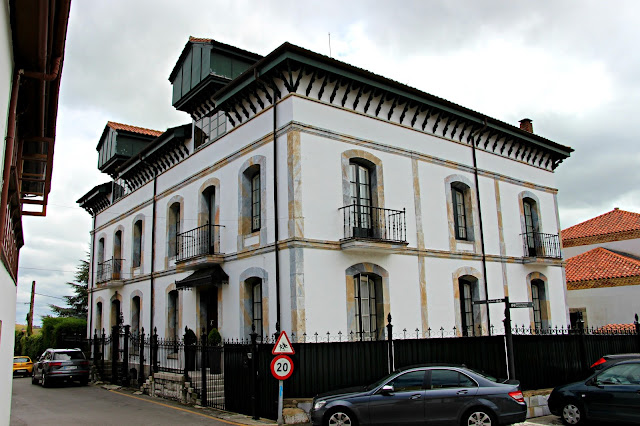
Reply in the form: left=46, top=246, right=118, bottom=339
left=338, top=331, right=342, bottom=342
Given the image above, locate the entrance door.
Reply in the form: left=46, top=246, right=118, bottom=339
left=200, top=287, right=218, bottom=334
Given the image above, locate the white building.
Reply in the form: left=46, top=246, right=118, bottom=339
left=562, top=208, right=640, bottom=328
left=79, top=38, right=573, bottom=345
left=0, top=0, right=71, bottom=423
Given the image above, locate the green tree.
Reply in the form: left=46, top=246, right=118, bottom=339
left=50, top=253, right=88, bottom=318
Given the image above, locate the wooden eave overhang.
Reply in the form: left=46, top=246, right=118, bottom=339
left=171, top=73, right=233, bottom=114
left=213, top=42, right=573, bottom=168
left=9, top=0, right=72, bottom=217
left=116, top=124, right=191, bottom=190
left=76, top=182, right=112, bottom=215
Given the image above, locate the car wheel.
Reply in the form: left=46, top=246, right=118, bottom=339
left=325, top=408, right=358, bottom=426
left=31, top=372, right=38, bottom=385
left=41, top=373, right=49, bottom=388
left=80, top=377, right=89, bottom=386
left=561, top=401, right=584, bottom=425
left=462, top=408, right=495, bottom=426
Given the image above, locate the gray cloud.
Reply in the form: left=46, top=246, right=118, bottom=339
left=17, top=0, right=640, bottom=324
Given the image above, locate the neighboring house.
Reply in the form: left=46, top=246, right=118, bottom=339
left=78, top=38, right=573, bottom=346
left=0, top=0, right=71, bottom=423
left=563, top=208, right=640, bottom=328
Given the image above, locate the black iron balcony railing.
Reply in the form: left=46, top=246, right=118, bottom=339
left=96, top=258, right=124, bottom=283
left=176, top=224, right=223, bottom=262
left=521, top=232, right=562, bottom=259
left=339, top=204, right=407, bottom=242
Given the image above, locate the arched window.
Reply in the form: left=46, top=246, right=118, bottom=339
left=248, top=278, right=263, bottom=337
left=133, top=220, right=142, bottom=268
left=201, top=186, right=217, bottom=253
left=131, top=296, right=141, bottom=335
left=113, top=230, right=122, bottom=278
left=96, top=302, right=103, bottom=334
left=349, top=160, right=374, bottom=238
left=250, top=170, right=261, bottom=232
left=97, top=238, right=105, bottom=282
left=110, top=299, right=121, bottom=331
left=451, top=182, right=473, bottom=241
left=167, top=290, right=179, bottom=344
left=523, top=197, right=541, bottom=257
left=459, top=277, right=479, bottom=337
left=530, top=278, right=549, bottom=330
left=168, top=203, right=181, bottom=257
left=353, top=273, right=383, bottom=341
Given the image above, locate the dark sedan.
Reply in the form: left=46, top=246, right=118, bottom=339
left=31, top=348, right=90, bottom=387
left=548, top=359, right=640, bottom=425
left=310, top=365, right=526, bottom=426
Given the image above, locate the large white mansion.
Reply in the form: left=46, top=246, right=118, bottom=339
left=78, top=38, right=573, bottom=342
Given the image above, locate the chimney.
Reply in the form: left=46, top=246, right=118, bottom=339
left=519, top=118, right=533, bottom=133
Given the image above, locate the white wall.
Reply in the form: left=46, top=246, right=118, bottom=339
left=564, top=237, right=640, bottom=259
left=0, top=1, right=14, bottom=424
left=568, top=285, right=640, bottom=328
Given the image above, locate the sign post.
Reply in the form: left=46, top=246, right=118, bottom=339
left=272, top=331, right=295, bottom=426
left=473, top=296, right=533, bottom=380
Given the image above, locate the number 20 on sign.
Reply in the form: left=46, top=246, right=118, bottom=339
left=271, top=355, right=294, bottom=380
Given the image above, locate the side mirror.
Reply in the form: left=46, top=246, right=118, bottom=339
left=380, top=385, right=394, bottom=395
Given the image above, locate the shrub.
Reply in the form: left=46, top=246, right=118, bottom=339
left=184, top=327, right=197, bottom=345
left=41, top=316, right=87, bottom=349
left=208, top=328, right=222, bottom=345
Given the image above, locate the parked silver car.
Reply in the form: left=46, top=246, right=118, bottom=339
left=310, top=364, right=526, bottom=426
left=31, top=348, right=90, bottom=387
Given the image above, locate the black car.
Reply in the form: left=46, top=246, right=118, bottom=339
left=548, top=359, right=640, bottom=425
left=31, top=348, right=90, bottom=387
left=310, top=365, right=526, bottom=426
left=589, top=353, right=640, bottom=371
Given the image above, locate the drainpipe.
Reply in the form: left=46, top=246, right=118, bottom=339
left=255, top=68, right=282, bottom=336
left=139, top=157, right=158, bottom=335
left=89, top=214, right=96, bottom=336
left=471, top=118, right=491, bottom=334
left=272, top=79, right=281, bottom=337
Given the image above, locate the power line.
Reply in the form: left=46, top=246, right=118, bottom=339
left=34, top=292, right=67, bottom=301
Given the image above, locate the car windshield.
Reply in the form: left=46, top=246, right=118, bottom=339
left=53, top=351, right=85, bottom=360
left=14, top=357, right=29, bottom=363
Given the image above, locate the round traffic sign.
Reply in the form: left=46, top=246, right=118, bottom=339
left=270, top=355, right=294, bottom=380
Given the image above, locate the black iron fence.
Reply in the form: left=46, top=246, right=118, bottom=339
left=521, top=232, right=562, bottom=258
left=96, top=258, right=124, bottom=283
left=176, top=224, right=223, bottom=262
left=339, top=204, right=407, bottom=242
left=72, top=317, right=639, bottom=421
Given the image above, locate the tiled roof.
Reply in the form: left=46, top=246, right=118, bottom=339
left=562, top=208, right=640, bottom=241
left=566, top=247, right=640, bottom=282
left=189, top=36, right=211, bottom=43
left=594, top=323, right=636, bottom=334
left=107, top=121, right=163, bottom=137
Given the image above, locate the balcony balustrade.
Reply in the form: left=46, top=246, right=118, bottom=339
left=521, top=232, right=562, bottom=259
left=339, top=204, right=407, bottom=244
left=176, top=224, right=223, bottom=264
left=96, top=258, right=124, bottom=284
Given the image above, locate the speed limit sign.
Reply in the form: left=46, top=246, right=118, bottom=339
left=270, top=355, right=294, bottom=380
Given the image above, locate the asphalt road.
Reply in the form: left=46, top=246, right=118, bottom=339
left=10, top=376, right=269, bottom=426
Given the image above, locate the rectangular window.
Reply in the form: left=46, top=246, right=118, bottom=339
left=251, top=173, right=260, bottom=232
left=453, top=188, right=467, bottom=240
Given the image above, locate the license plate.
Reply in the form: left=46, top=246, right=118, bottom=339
left=64, top=366, right=77, bottom=370
left=16, top=369, right=26, bottom=373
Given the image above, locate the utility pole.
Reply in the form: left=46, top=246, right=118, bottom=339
left=27, top=280, right=35, bottom=335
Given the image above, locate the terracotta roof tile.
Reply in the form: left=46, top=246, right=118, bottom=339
left=189, top=36, right=212, bottom=43
left=107, top=121, right=163, bottom=137
left=562, top=208, right=640, bottom=241
left=565, top=247, right=640, bottom=282
left=594, top=323, right=636, bottom=334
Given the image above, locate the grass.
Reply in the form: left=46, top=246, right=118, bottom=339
left=15, top=324, right=42, bottom=335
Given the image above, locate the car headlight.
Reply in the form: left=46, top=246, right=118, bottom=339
left=313, top=400, right=327, bottom=410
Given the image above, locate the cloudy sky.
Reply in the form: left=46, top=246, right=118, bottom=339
left=15, top=0, right=640, bottom=325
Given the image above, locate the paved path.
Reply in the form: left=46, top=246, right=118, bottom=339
left=10, top=376, right=275, bottom=426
